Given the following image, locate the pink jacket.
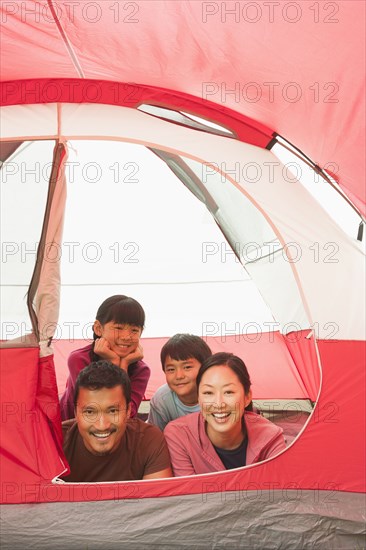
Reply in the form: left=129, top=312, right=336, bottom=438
left=164, top=411, right=287, bottom=476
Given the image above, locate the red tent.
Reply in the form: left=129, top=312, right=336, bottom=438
left=1, top=1, right=365, bottom=548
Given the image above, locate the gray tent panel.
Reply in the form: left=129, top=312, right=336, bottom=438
left=1, top=490, right=364, bottom=549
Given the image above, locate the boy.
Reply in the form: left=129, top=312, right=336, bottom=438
left=147, top=334, right=212, bottom=430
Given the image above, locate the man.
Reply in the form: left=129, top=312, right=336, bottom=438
left=62, top=360, right=172, bottom=482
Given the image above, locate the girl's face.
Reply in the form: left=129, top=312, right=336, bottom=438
left=198, top=365, right=252, bottom=437
left=94, top=320, right=142, bottom=358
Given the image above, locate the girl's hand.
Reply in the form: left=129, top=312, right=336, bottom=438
left=94, top=337, right=120, bottom=365
left=119, top=344, right=144, bottom=372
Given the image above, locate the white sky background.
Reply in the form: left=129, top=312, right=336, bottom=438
left=58, top=140, right=275, bottom=339
left=1, top=137, right=362, bottom=340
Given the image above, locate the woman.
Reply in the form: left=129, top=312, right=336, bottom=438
left=164, top=352, right=286, bottom=476
left=60, top=295, right=150, bottom=421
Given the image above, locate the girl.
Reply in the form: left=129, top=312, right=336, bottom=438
left=164, top=352, right=286, bottom=476
left=60, top=295, right=150, bottom=421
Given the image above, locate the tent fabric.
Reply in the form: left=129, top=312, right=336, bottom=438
left=1, top=491, right=365, bottom=549
left=0, top=141, right=23, bottom=162
left=0, top=347, right=67, bottom=497
left=52, top=332, right=313, bottom=401
left=0, top=139, right=56, bottom=339
left=1, top=1, right=365, bottom=216
left=30, top=142, right=67, bottom=347
left=1, top=102, right=364, bottom=340
left=0, top=79, right=273, bottom=148
left=0, top=339, right=364, bottom=506
left=0, top=1, right=365, bottom=546
left=283, top=330, right=321, bottom=402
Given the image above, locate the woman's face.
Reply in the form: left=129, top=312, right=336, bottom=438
left=198, top=365, right=252, bottom=437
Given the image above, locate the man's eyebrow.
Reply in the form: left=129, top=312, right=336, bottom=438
left=80, top=404, right=122, bottom=411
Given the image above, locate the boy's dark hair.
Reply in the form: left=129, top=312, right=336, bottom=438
left=74, top=360, right=131, bottom=409
left=160, top=334, right=212, bottom=371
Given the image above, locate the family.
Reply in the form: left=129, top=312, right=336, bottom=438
left=60, top=295, right=286, bottom=482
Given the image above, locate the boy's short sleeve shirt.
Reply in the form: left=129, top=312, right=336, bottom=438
left=62, top=418, right=171, bottom=482
left=148, top=384, right=200, bottom=430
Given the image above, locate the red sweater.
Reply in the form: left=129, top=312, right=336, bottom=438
left=59, top=343, right=150, bottom=420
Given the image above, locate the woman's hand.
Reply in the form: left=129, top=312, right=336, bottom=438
left=119, top=344, right=144, bottom=372
left=94, top=337, right=120, bottom=366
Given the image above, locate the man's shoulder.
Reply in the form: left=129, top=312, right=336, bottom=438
left=126, top=417, right=164, bottom=436
left=62, top=418, right=77, bottom=439
left=126, top=418, right=166, bottom=450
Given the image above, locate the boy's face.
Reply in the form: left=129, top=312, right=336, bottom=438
left=164, top=355, right=202, bottom=406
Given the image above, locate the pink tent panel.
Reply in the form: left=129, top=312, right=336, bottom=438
left=0, top=78, right=273, bottom=147
left=1, top=1, right=364, bottom=214
left=1, top=339, right=364, bottom=505
left=53, top=331, right=313, bottom=401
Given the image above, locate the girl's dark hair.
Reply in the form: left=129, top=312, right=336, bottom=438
left=90, top=295, right=145, bottom=361
left=196, top=352, right=253, bottom=411
left=160, top=334, right=212, bottom=371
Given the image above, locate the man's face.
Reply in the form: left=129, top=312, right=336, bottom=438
left=76, top=386, right=131, bottom=456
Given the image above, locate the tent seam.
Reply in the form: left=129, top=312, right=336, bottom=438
left=47, top=0, right=85, bottom=79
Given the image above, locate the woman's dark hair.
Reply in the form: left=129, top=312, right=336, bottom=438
left=90, top=295, right=145, bottom=361
left=74, top=360, right=131, bottom=409
left=196, top=352, right=253, bottom=411
left=160, top=334, right=212, bottom=371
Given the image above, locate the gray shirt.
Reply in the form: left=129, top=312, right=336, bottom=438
left=147, top=384, right=200, bottom=430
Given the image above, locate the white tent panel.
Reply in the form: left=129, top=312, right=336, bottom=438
left=0, top=140, right=55, bottom=339
left=1, top=103, right=364, bottom=340
left=58, top=281, right=272, bottom=340
left=0, top=104, right=58, bottom=139
left=0, top=140, right=54, bottom=284
left=246, top=253, right=310, bottom=334
left=58, top=140, right=274, bottom=338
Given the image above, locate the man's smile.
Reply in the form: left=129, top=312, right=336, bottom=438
left=90, top=430, right=116, bottom=439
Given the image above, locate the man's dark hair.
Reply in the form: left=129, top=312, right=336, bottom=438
left=160, top=333, right=212, bottom=371
left=74, top=361, right=131, bottom=409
